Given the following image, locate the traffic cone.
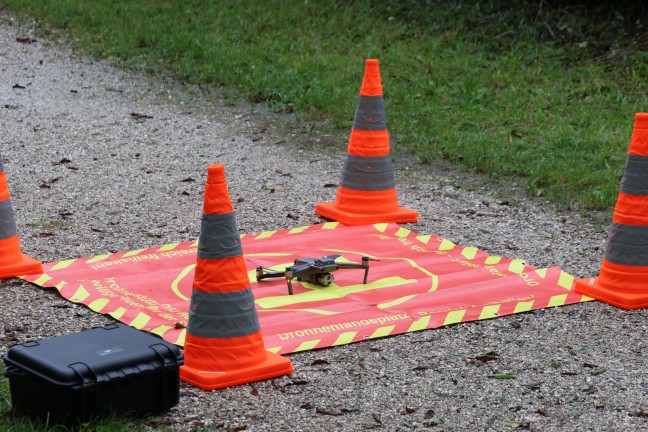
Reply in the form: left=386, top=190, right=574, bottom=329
left=180, top=164, right=293, bottom=390
left=0, top=154, right=42, bottom=279
left=315, top=59, right=417, bottom=226
left=575, top=113, right=648, bottom=309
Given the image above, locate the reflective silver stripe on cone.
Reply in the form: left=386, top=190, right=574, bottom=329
left=187, top=288, right=260, bottom=338
left=353, top=96, right=387, bottom=131
left=0, top=199, right=17, bottom=240
left=605, top=222, right=648, bottom=265
left=620, top=155, right=648, bottom=195
left=340, top=154, right=395, bottom=191
left=197, top=212, right=243, bottom=259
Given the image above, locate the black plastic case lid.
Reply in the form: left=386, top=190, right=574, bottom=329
left=3, top=323, right=183, bottom=388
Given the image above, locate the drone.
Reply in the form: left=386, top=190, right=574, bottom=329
left=255, top=254, right=378, bottom=295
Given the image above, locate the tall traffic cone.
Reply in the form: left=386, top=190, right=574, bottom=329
left=0, top=154, right=42, bottom=279
left=575, top=113, right=648, bottom=309
left=180, top=164, right=293, bottom=390
left=315, top=59, right=417, bottom=226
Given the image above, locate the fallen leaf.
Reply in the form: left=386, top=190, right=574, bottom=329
left=489, top=373, right=516, bottom=379
left=323, top=183, right=337, bottom=188
left=290, top=379, right=308, bottom=385
left=180, top=177, right=195, bottom=182
left=130, top=112, right=153, bottom=120
left=629, top=410, right=648, bottom=418
left=424, top=409, right=435, bottom=419
left=16, top=37, right=37, bottom=44
left=12, top=83, right=26, bottom=89
left=174, top=322, right=187, bottom=329
left=39, top=232, right=55, bottom=237
left=536, top=408, right=554, bottom=417
left=249, top=388, right=258, bottom=396
left=311, top=359, right=329, bottom=366
left=315, top=407, right=343, bottom=416
left=403, top=406, right=416, bottom=414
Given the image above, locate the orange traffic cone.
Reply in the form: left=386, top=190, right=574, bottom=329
left=575, top=113, right=648, bottom=309
left=180, top=164, right=293, bottom=390
left=315, top=59, right=417, bottom=226
left=0, top=155, right=42, bottom=279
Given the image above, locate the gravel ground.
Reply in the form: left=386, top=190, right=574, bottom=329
left=1, top=14, right=647, bottom=432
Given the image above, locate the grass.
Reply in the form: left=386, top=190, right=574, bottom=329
left=0, top=377, right=146, bottom=431
left=1, top=0, right=646, bottom=211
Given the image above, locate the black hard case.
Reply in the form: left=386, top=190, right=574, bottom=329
left=3, top=323, right=183, bottom=424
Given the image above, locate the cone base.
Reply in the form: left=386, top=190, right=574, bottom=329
left=179, top=351, right=293, bottom=391
left=574, top=277, right=648, bottom=310
left=315, top=201, right=417, bottom=226
left=0, top=254, right=42, bottom=280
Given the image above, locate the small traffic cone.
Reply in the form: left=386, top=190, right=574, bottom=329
left=0, top=154, right=42, bottom=279
left=575, top=113, right=648, bottom=309
left=180, top=164, right=293, bottom=390
left=315, top=59, right=417, bottom=226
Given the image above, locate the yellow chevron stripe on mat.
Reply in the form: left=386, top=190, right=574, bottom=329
left=70, top=285, right=90, bottom=302
left=122, top=249, right=146, bottom=257
left=514, top=301, right=535, bottom=313
left=408, top=315, right=431, bottom=332
left=479, top=304, right=501, bottom=319
left=288, top=226, right=310, bottom=234
left=333, top=332, right=357, bottom=346
left=444, top=309, right=466, bottom=325
left=371, top=325, right=396, bottom=338
left=508, top=259, right=527, bottom=274
left=548, top=294, right=568, bottom=307
left=557, top=272, right=574, bottom=290
left=32, top=274, right=53, bottom=285
left=438, top=239, right=455, bottom=251
left=157, top=243, right=180, bottom=252
left=395, top=227, right=412, bottom=238
left=129, top=312, right=151, bottom=329
left=151, top=325, right=172, bottom=337
left=85, top=254, right=110, bottom=264
left=109, top=307, right=127, bottom=320
left=254, top=230, right=277, bottom=240
left=484, top=256, right=502, bottom=265
left=88, top=298, right=109, bottom=312
left=416, top=234, right=432, bottom=244
left=294, top=340, right=321, bottom=352
left=49, top=259, right=77, bottom=271
left=321, top=222, right=339, bottom=230
left=461, top=247, right=478, bottom=260
left=173, top=329, right=186, bottom=346
left=373, top=223, right=389, bottom=233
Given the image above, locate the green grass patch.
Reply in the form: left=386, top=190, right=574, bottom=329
left=3, top=0, right=646, bottom=209
left=0, top=376, right=146, bottom=431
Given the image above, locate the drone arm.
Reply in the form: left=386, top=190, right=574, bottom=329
left=255, top=266, right=287, bottom=281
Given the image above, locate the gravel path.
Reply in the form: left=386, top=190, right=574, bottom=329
left=1, top=13, right=647, bottom=432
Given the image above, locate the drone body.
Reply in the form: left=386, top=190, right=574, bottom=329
left=255, top=255, right=375, bottom=295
